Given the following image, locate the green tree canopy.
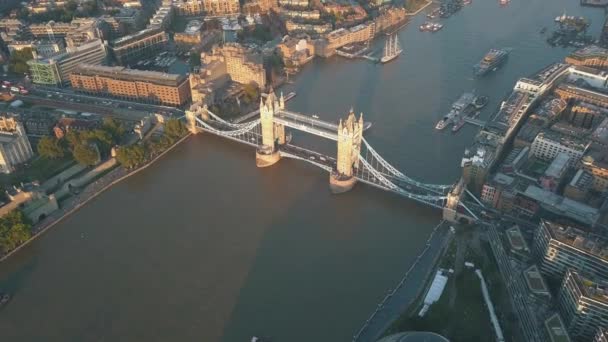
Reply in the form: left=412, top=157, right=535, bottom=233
left=164, top=119, right=187, bottom=141
left=0, top=211, right=31, bottom=254
left=37, top=136, right=65, bottom=159
left=8, top=48, right=33, bottom=74
left=116, top=145, right=146, bottom=169
left=102, top=117, right=125, bottom=143
left=73, top=143, right=99, bottom=166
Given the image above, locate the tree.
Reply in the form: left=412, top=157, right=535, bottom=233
left=0, top=211, right=31, bottom=254
left=65, top=130, right=82, bottom=148
left=242, top=83, right=259, bottom=103
left=8, top=48, right=33, bottom=74
left=73, top=143, right=99, bottom=166
left=37, top=136, right=65, bottom=159
left=164, top=119, right=187, bottom=141
left=102, top=117, right=125, bottom=143
left=116, top=145, right=147, bottom=169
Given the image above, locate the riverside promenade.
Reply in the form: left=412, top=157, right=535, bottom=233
left=353, top=221, right=452, bottom=342
left=0, top=133, right=192, bottom=263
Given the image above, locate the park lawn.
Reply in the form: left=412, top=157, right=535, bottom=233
left=0, top=156, right=75, bottom=189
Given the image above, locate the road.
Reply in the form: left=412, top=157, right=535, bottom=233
left=20, top=85, right=185, bottom=120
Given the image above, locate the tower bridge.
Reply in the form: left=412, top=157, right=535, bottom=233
left=186, top=90, right=480, bottom=223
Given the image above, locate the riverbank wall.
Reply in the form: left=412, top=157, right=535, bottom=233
left=0, top=133, right=192, bottom=263
left=352, top=220, right=452, bottom=342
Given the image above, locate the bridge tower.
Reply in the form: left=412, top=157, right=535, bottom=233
left=442, top=177, right=476, bottom=224
left=256, top=89, right=286, bottom=167
left=330, top=109, right=363, bottom=193
left=185, top=103, right=209, bottom=134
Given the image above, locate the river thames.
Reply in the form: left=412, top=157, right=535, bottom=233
left=0, top=1, right=605, bottom=341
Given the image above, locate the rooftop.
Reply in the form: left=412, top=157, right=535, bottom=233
left=506, top=225, right=529, bottom=252
left=544, top=153, right=570, bottom=178
left=73, top=64, right=187, bottom=86
left=542, top=220, right=608, bottom=260
left=567, top=45, right=608, bottom=60
left=524, top=264, right=550, bottom=295
left=530, top=63, right=570, bottom=84
left=534, top=131, right=588, bottom=153
left=569, top=269, right=608, bottom=305
left=568, top=169, right=594, bottom=190
left=526, top=187, right=599, bottom=225
left=111, top=27, right=164, bottom=46
left=544, top=313, right=571, bottom=342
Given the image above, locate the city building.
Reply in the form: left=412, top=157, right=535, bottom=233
left=523, top=265, right=551, bottom=298
left=53, top=117, right=99, bottom=139
left=285, top=20, right=332, bottom=35
left=174, top=0, right=204, bottom=16
left=109, top=27, right=168, bottom=66
left=581, top=144, right=608, bottom=192
left=534, top=220, right=608, bottom=280
left=544, top=313, right=572, bottom=342
left=0, top=117, right=33, bottom=174
left=566, top=45, right=608, bottom=69
left=568, top=65, right=608, bottom=89
left=70, top=64, right=191, bottom=107
left=461, top=146, right=496, bottom=195
left=530, top=132, right=588, bottom=166
left=242, top=0, right=278, bottom=13
left=203, top=43, right=266, bottom=87
left=315, top=23, right=374, bottom=57
left=27, top=39, right=107, bottom=86
left=202, top=0, right=240, bottom=15
left=564, top=169, right=594, bottom=202
left=558, top=269, right=608, bottom=341
left=555, top=83, right=608, bottom=109
left=595, top=327, right=608, bottom=342
left=540, top=152, right=570, bottom=192
left=276, top=35, right=315, bottom=66
left=524, top=186, right=599, bottom=226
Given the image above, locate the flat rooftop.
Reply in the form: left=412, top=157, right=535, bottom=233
left=524, top=264, right=550, bottom=295
left=570, top=269, right=608, bottom=305
left=544, top=313, right=571, bottom=342
left=542, top=220, right=608, bottom=260
left=73, top=64, right=187, bottom=86
left=526, top=186, right=599, bottom=225
left=567, top=45, right=608, bottom=60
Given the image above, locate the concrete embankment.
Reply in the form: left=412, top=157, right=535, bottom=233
left=0, top=134, right=192, bottom=263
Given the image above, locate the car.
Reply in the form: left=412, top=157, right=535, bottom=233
left=309, top=156, right=315, bottom=160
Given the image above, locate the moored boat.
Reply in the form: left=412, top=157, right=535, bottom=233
left=452, top=117, right=466, bottom=132
left=381, top=34, right=403, bottom=64
left=474, top=48, right=511, bottom=76
left=473, top=95, right=489, bottom=109
left=0, top=292, right=10, bottom=309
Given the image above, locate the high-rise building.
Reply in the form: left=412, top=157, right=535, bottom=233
left=558, top=269, right=608, bottom=341
left=70, top=64, right=191, bottom=107
left=0, top=117, right=33, bottom=174
left=533, top=220, right=608, bottom=280
left=28, top=39, right=107, bottom=86
left=595, top=327, right=608, bottom=342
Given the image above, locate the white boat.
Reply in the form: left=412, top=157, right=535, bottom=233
left=380, top=34, right=403, bottom=64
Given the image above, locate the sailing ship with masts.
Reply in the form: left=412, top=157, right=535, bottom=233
left=380, top=34, right=402, bottom=64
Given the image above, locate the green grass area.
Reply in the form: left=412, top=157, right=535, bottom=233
left=0, top=156, right=75, bottom=190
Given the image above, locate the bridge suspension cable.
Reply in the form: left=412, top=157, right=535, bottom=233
left=195, top=117, right=261, bottom=137
left=205, top=108, right=259, bottom=129
left=357, top=156, right=447, bottom=208
left=361, top=138, right=452, bottom=193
